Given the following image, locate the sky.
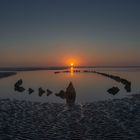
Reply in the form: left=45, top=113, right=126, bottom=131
left=0, top=0, right=140, bottom=67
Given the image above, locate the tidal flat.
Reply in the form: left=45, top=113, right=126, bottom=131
left=0, top=72, right=17, bottom=79
left=0, top=94, right=140, bottom=140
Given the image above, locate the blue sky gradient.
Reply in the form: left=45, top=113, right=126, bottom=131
left=0, top=0, right=140, bottom=66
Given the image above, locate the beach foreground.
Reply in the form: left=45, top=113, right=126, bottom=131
left=0, top=94, right=140, bottom=140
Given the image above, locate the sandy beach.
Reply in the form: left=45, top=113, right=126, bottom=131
left=0, top=94, right=140, bottom=140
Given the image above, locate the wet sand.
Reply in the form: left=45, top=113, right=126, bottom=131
left=0, top=66, right=68, bottom=72
left=0, top=94, right=140, bottom=140
left=0, top=66, right=67, bottom=79
left=0, top=72, right=17, bottom=79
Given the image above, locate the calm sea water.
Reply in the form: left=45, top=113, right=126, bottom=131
left=0, top=68, right=140, bottom=103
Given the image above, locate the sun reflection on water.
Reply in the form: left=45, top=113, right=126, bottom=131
left=70, top=66, right=74, bottom=76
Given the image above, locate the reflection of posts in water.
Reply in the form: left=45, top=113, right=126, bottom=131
left=70, top=66, right=74, bottom=76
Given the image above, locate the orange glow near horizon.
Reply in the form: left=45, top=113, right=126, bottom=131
left=70, top=63, right=74, bottom=66
left=65, top=58, right=78, bottom=66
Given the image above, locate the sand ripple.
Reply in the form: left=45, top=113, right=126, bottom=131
left=0, top=95, right=140, bottom=140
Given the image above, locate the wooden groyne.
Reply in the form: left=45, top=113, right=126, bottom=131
left=93, top=71, right=131, bottom=92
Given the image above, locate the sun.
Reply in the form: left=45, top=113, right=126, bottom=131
left=70, top=63, right=74, bottom=66
left=65, top=57, right=78, bottom=67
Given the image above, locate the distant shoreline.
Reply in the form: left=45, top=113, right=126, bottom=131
left=0, top=67, right=68, bottom=72
left=0, top=65, right=140, bottom=72
left=0, top=67, right=70, bottom=79
left=0, top=72, right=17, bottom=79
left=0, top=66, right=140, bottom=79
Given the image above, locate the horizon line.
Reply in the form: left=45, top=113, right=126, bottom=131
left=0, top=65, right=140, bottom=69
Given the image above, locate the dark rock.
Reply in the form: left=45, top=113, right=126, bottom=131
left=15, top=86, right=25, bottom=92
left=14, top=79, right=25, bottom=92
left=63, top=70, right=70, bottom=73
left=28, top=88, right=34, bottom=94
left=55, top=82, right=77, bottom=105
left=47, top=89, right=53, bottom=96
left=107, top=86, right=120, bottom=95
left=39, top=88, right=45, bottom=96
left=55, top=90, right=65, bottom=99
left=74, top=70, right=80, bottom=73
left=65, top=82, right=76, bottom=105
left=120, top=78, right=129, bottom=85
left=54, top=71, right=60, bottom=74
left=15, top=79, right=23, bottom=87
left=83, top=70, right=89, bottom=72
left=124, top=83, right=131, bottom=92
